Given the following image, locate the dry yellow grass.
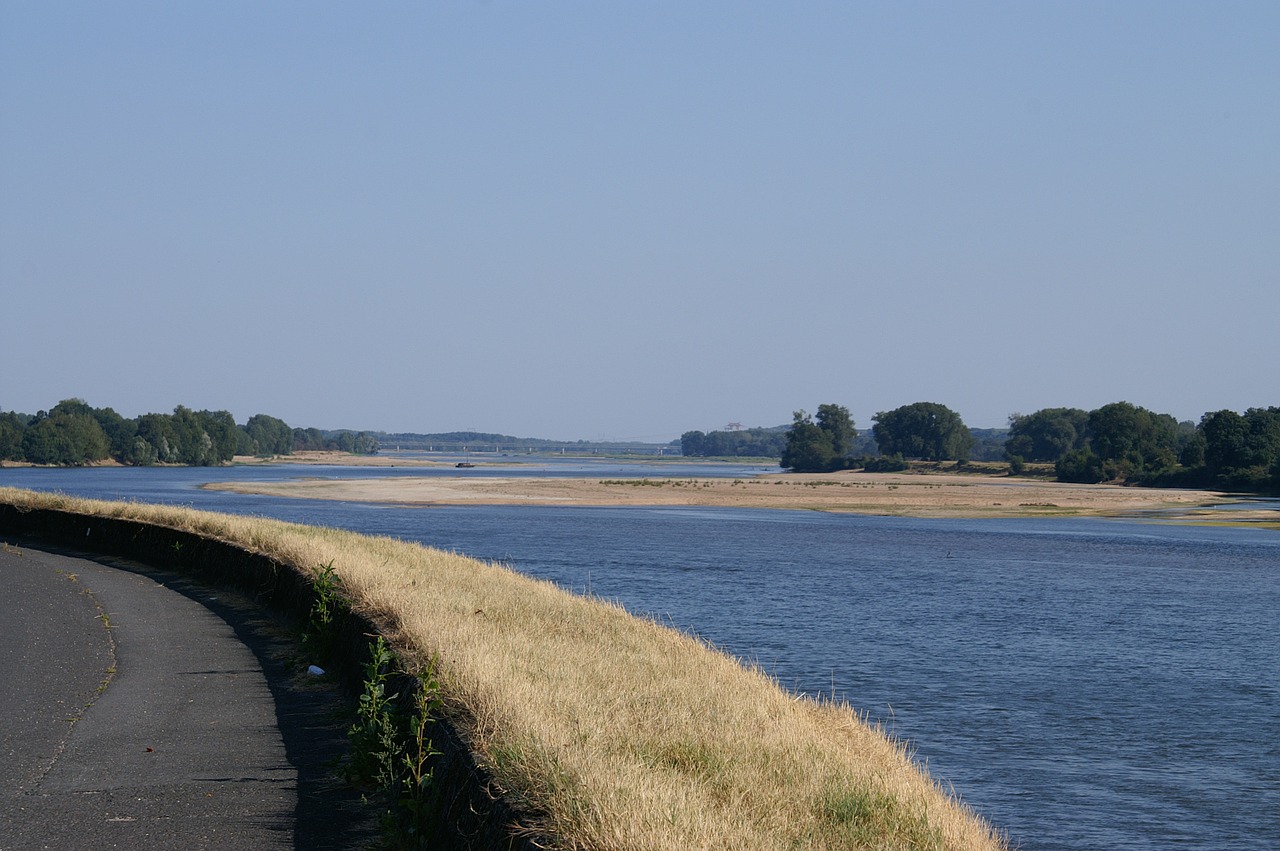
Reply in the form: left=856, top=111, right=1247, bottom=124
left=1, top=487, right=1007, bottom=850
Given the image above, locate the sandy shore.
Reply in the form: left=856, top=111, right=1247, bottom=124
left=203, top=469, right=1254, bottom=520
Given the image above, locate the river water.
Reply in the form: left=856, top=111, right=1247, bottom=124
left=3, top=459, right=1277, bottom=850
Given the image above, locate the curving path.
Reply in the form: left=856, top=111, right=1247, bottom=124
left=0, top=543, right=374, bottom=850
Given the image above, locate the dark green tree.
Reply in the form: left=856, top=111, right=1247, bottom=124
left=1200, top=407, right=1280, bottom=484
left=1005, top=408, right=1089, bottom=462
left=682, top=427, right=788, bottom=458
left=18, top=417, right=61, bottom=464
left=196, top=410, right=239, bottom=464
left=333, top=430, right=379, bottom=454
left=126, top=435, right=160, bottom=466
left=235, top=426, right=257, bottom=456
left=293, top=427, right=329, bottom=452
left=49, top=398, right=95, bottom=418
left=781, top=410, right=835, bottom=472
left=1196, top=409, right=1242, bottom=471
left=169, top=406, right=214, bottom=465
left=19, top=404, right=109, bottom=466
left=701, top=431, right=734, bottom=456
left=1086, top=401, right=1179, bottom=479
left=1055, top=448, right=1105, bottom=483
left=872, top=402, right=973, bottom=461
left=815, top=404, right=855, bottom=459
left=680, top=431, right=706, bottom=457
left=1246, top=407, right=1280, bottom=468
left=781, top=404, right=856, bottom=471
left=0, top=411, right=27, bottom=460
left=351, top=431, right=380, bottom=455
left=245, top=414, right=294, bottom=456
left=136, top=412, right=179, bottom=463
left=733, top=428, right=787, bottom=458
left=90, top=406, right=138, bottom=461
left=1179, top=430, right=1206, bottom=468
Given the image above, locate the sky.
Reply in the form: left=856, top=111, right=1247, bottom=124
left=2, top=2, right=1277, bottom=441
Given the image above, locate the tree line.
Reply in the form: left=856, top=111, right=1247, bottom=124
left=685, top=411, right=1007, bottom=464
left=1007, top=402, right=1280, bottom=490
left=777, top=399, right=1280, bottom=492
left=780, top=401, right=977, bottom=473
left=680, top=426, right=790, bottom=458
left=0, top=399, right=379, bottom=467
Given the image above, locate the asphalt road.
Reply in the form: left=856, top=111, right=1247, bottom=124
left=0, top=542, right=375, bottom=850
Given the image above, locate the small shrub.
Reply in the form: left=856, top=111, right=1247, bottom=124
left=348, top=636, right=441, bottom=849
left=863, top=454, right=908, bottom=473
left=302, top=560, right=347, bottom=658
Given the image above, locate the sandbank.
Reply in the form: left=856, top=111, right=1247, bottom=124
left=203, top=469, right=1250, bottom=520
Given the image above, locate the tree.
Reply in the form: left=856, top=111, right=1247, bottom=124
left=781, top=411, right=834, bottom=472
left=90, top=406, right=137, bottom=461
left=0, top=411, right=27, bottom=460
left=781, top=404, right=858, bottom=471
left=1246, top=407, right=1280, bottom=468
left=1179, top=431, right=1206, bottom=468
left=1200, top=407, right=1280, bottom=484
left=293, top=427, right=328, bottom=452
left=1055, top=447, right=1105, bottom=483
left=235, top=427, right=257, bottom=456
left=681, top=427, right=788, bottom=458
left=334, top=430, right=380, bottom=455
left=196, top=410, right=239, bottom=464
left=245, top=414, right=294, bottom=456
left=872, top=402, right=973, bottom=461
left=126, top=435, right=159, bottom=466
left=136, top=412, right=179, bottom=463
left=1005, top=408, right=1089, bottom=462
left=815, top=404, right=855, bottom=458
left=1201, top=409, right=1248, bottom=472
left=19, top=417, right=62, bottom=464
left=1086, top=401, right=1179, bottom=479
left=169, top=406, right=215, bottom=465
left=19, top=405, right=109, bottom=466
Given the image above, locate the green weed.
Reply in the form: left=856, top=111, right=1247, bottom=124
left=303, top=560, right=347, bottom=658
left=348, top=636, right=440, bottom=849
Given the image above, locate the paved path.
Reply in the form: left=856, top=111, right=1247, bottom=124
left=0, top=543, right=375, bottom=850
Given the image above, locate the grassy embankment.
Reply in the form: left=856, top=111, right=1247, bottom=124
left=1, top=487, right=1007, bottom=850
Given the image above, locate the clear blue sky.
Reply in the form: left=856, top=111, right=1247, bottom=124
left=3, top=2, right=1276, bottom=441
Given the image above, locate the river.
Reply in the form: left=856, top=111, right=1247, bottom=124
left=3, top=459, right=1277, bottom=850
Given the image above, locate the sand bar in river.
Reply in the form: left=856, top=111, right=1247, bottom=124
left=203, top=470, right=1257, bottom=520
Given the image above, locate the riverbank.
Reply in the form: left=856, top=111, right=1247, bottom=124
left=204, top=469, right=1235, bottom=519
left=0, top=487, right=1007, bottom=850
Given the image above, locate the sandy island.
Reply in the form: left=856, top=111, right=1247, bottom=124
left=202, top=467, right=1273, bottom=522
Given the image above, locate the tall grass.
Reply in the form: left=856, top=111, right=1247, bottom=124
left=1, top=488, right=1007, bottom=850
